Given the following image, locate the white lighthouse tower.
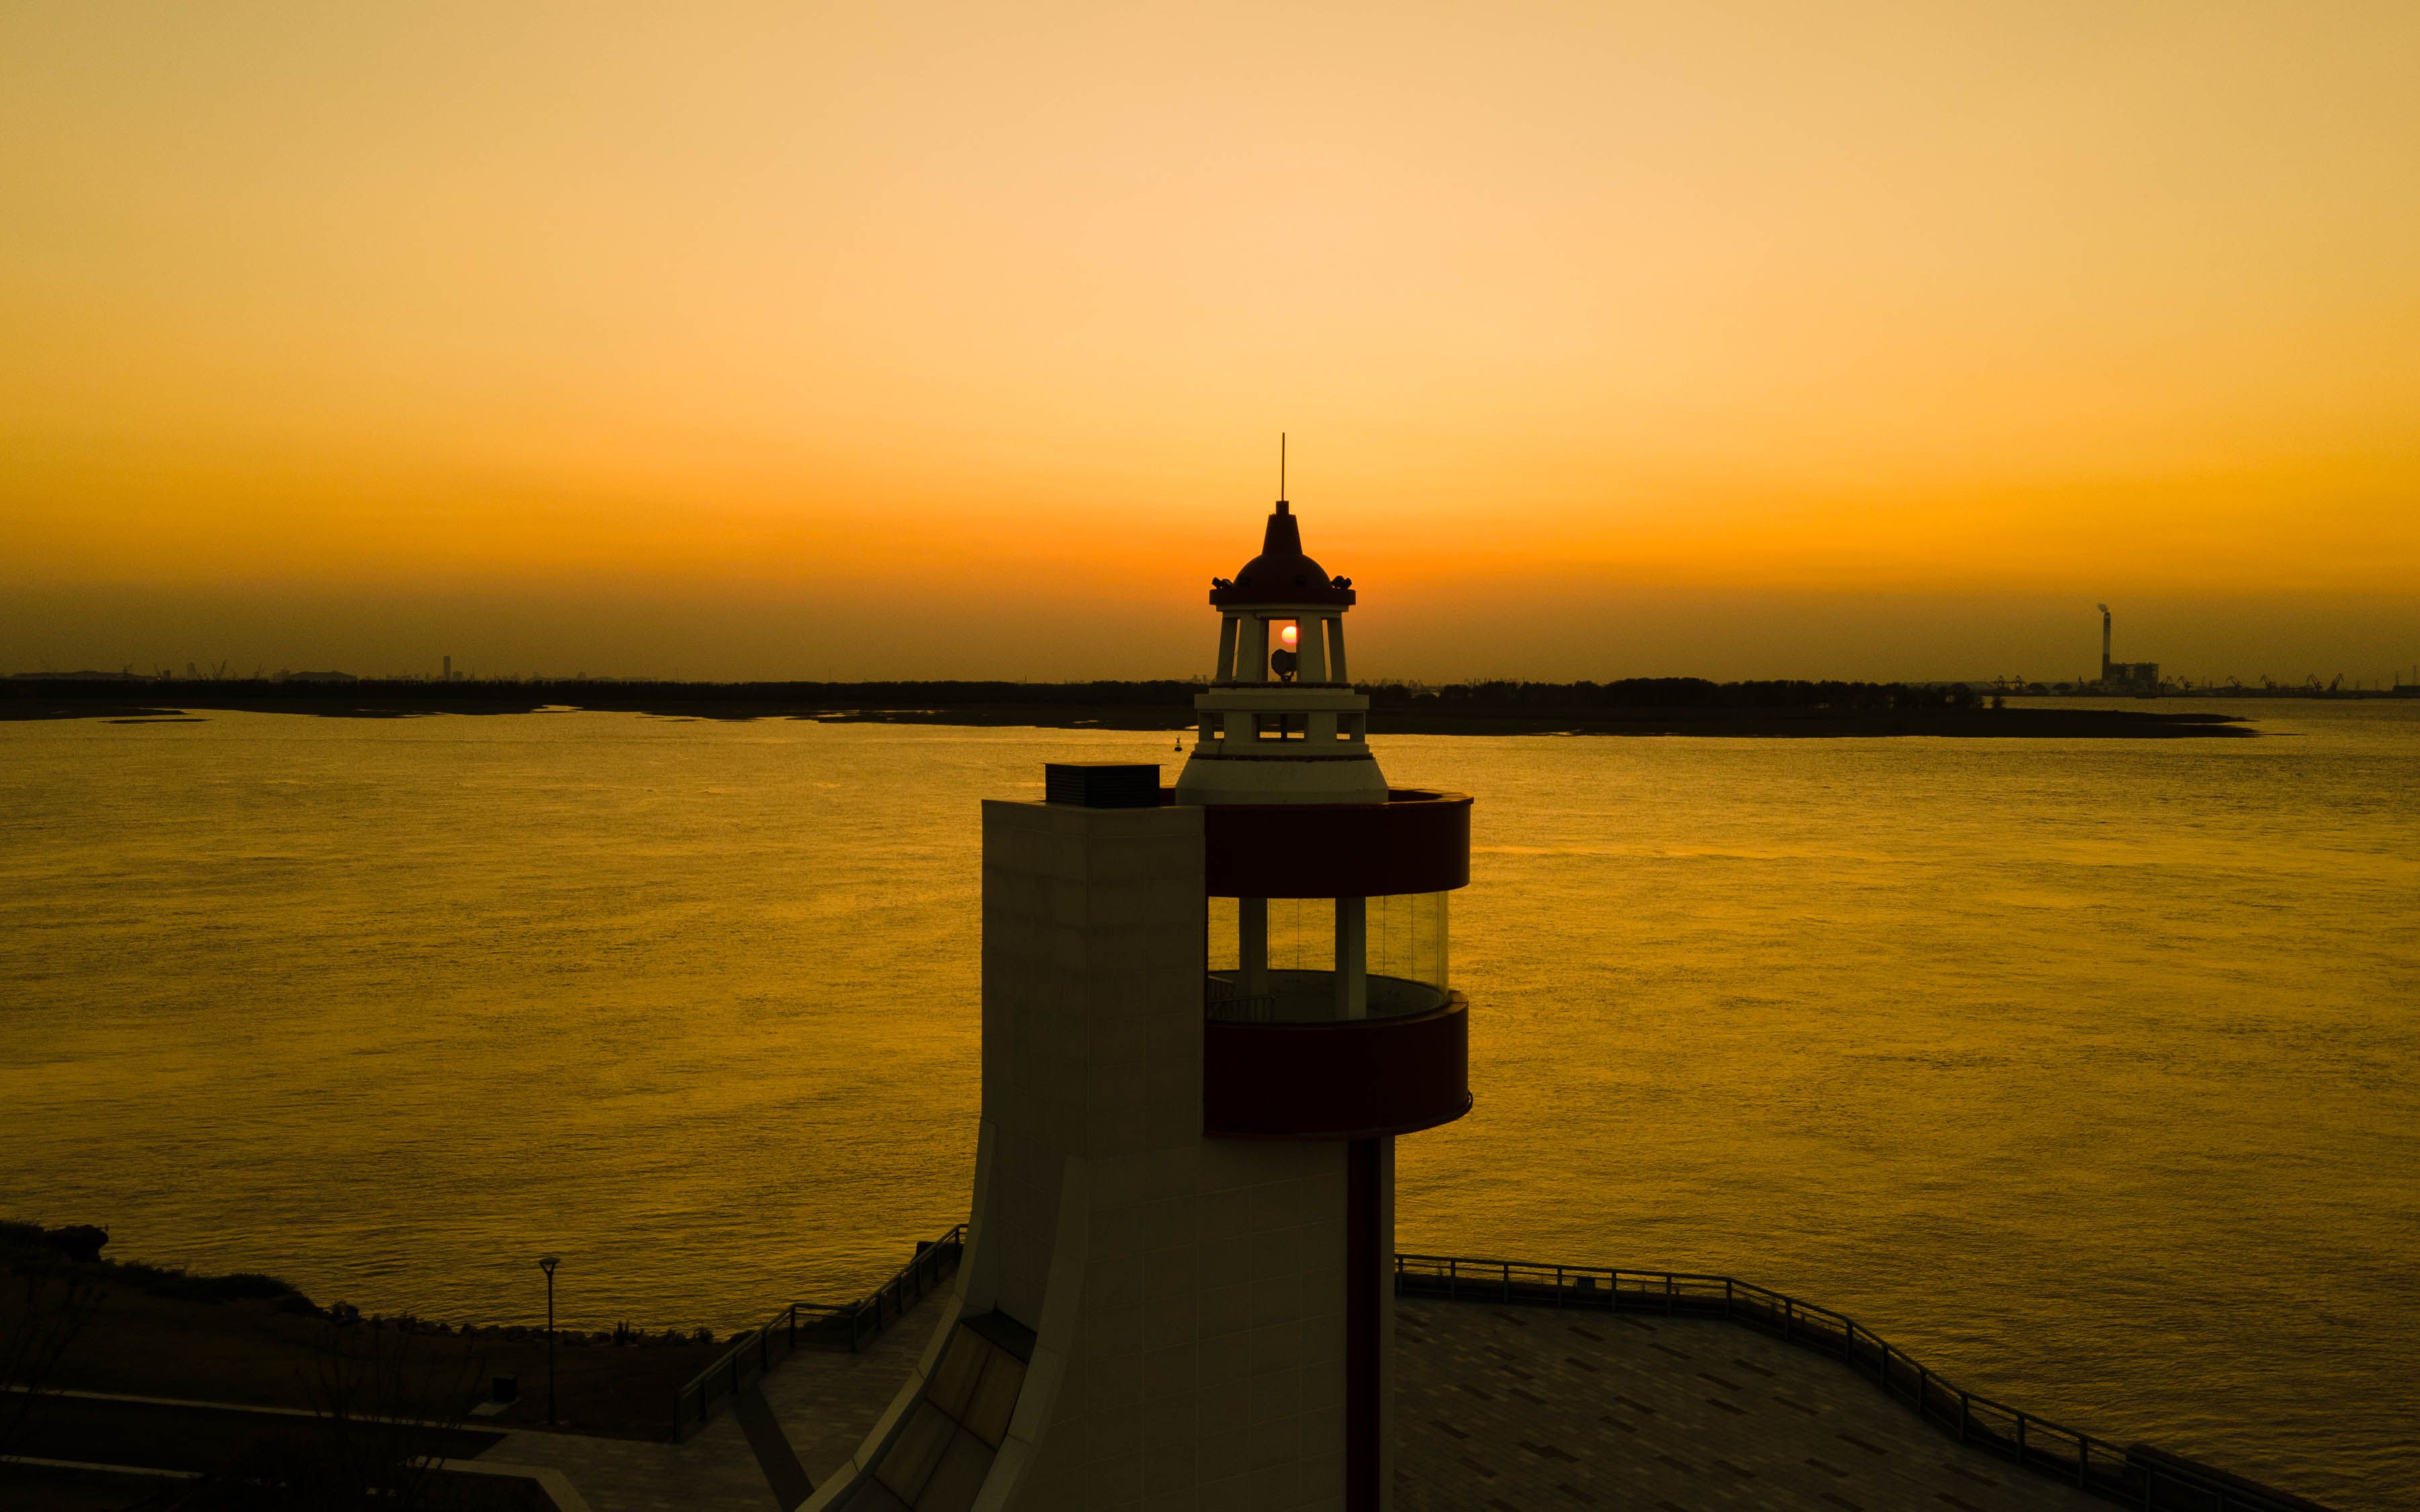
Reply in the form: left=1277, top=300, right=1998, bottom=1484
left=807, top=496, right=1473, bottom=1512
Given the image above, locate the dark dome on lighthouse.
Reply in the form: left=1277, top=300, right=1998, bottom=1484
left=1209, top=500, right=1357, bottom=607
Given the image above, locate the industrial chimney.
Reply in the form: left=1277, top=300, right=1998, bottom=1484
left=2097, top=604, right=2111, bottom=684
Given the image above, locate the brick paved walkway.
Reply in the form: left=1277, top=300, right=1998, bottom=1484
left=762, top=1300, right=940, bottom=1490
left=1395, top=1298, right=2104, bottom=1512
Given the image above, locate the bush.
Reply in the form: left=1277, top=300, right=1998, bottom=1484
left=0, top=1237, right=317, bottom=1312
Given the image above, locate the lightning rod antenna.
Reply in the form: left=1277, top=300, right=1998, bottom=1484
left=1280, top=432, right=1286, bottom=503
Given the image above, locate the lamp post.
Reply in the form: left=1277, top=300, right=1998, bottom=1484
left=538, top=1256, right=559, bottom=1426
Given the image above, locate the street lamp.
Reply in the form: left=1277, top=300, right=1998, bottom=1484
left=538, top=1256, right=559, bottom=1426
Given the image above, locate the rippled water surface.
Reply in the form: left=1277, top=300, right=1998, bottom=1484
left=3, top=704, right=2415, bottom=1506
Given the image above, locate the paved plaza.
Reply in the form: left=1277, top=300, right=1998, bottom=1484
left=1394, top=1298, right=2103, bottom=1512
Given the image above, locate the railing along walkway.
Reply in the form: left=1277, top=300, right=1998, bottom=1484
left=672, top=1225, right=965, bottom=1442
left=1395, top=1255, right=2328, bottom=1512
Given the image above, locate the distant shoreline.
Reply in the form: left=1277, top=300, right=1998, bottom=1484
left=1, top=677, right=2257, bottom=737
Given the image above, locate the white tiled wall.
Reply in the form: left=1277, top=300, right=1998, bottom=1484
left=975, top=800, right=1366, bottom=1511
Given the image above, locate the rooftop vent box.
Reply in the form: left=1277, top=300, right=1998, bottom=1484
left=1044, top=763, right=1162, bottom=809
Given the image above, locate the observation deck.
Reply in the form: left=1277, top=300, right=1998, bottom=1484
left=1196, top=786, right=1472, bottom=896
left=1201, top=974, right=1472, bottom=1142
left=1186, top=786, right=1478, bottom=1142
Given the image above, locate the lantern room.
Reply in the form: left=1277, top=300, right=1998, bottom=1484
left=1178, top=497, right=1387, bottom=804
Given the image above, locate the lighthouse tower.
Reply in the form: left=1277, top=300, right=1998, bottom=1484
left=808, top=496, right=1472, bottom=1512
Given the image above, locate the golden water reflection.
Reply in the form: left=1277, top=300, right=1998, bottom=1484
left=1, top=706, right=2414, bottom=1505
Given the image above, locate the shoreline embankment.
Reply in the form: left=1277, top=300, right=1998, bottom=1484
left=1, top=677, right=2255, bottom=737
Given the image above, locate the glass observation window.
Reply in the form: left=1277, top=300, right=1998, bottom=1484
left=1205, top=892, right=1449, bottom=1021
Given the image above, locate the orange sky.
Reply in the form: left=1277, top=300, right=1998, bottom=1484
left=3, top=3, right=2416, bottom=681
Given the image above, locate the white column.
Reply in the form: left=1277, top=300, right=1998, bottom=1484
left=1240, top=897, right=1268, bottom=1001
left=1297, top=612, right=1327, bottom=682
left=1335, top=896, right=1366, bottom=1019
left=1215, top=614, right=1239, bottom=683
left=1326, top=615, right=1348, bottom=683
left=1240, top=616, right=1270, bottom=683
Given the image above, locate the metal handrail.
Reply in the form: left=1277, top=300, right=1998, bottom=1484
left=1205, top=995, right=1280, bottom=1022
left=671, top=1224, right=966, bottom=1441
left=1393, top=1253, right=2325, bottom=1512
left=1203, top=974, right=1278, bottom=1022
